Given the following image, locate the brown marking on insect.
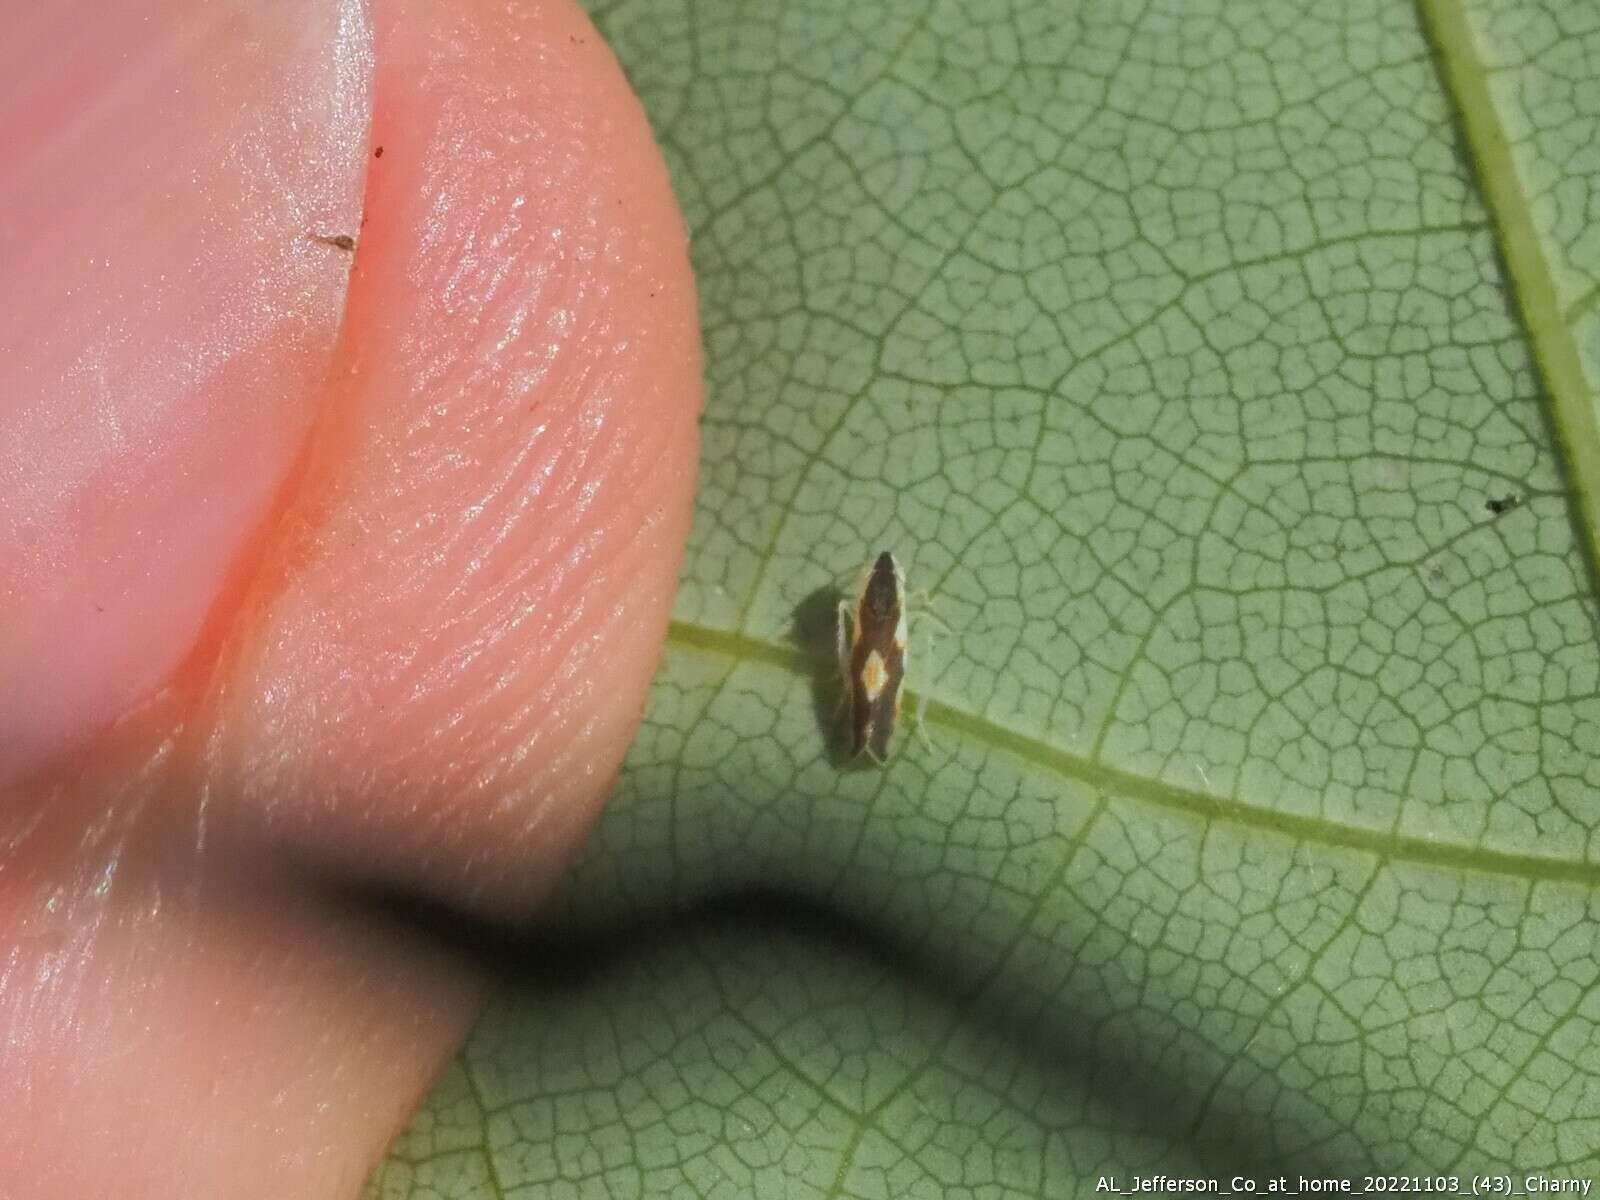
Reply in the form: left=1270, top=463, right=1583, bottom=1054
left=308, top=232, right=356, bottom=251
left=373, top=145, right=384, bottom=158
left=837, top=551, right=908, bottom=764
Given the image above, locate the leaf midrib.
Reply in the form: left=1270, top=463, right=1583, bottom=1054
left=1417, top=0, right=1600, bottom=588
left=667, top=621, right=1600, bottom=887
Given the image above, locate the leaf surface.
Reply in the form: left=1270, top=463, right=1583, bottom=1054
left=371, top=0, right=1600, bottom=1191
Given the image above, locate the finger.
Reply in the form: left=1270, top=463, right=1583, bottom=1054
left=0, top=0, right=700, bottom=1193
left=0, top=0, right=370, bottom=792
left=200, top=0, right=701, bottom=912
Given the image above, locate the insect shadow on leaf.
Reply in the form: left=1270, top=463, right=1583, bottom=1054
left=789, top=583, right=873, bottom=768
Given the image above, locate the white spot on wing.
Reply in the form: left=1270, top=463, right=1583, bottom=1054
left=861, top=650, right=887, bottom=701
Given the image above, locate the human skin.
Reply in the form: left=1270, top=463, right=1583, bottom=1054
left=0, top=0, right=701, bottom=1195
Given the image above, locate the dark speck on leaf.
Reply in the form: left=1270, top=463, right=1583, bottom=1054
left=1486, top=495, right=1521, bottom=516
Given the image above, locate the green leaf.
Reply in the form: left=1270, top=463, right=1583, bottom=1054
left=372, top=0, right=1600, bottom=1191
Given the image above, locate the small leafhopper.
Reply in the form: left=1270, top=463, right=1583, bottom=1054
left=836, top=551, right=909, bottom=763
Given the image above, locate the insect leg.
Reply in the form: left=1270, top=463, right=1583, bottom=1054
left=905, top=589, right=952, bottom=637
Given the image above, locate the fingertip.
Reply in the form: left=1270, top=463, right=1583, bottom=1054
left=202, top=0, right=701, bottom=912
left=0, top=0, right=372, bottom=790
